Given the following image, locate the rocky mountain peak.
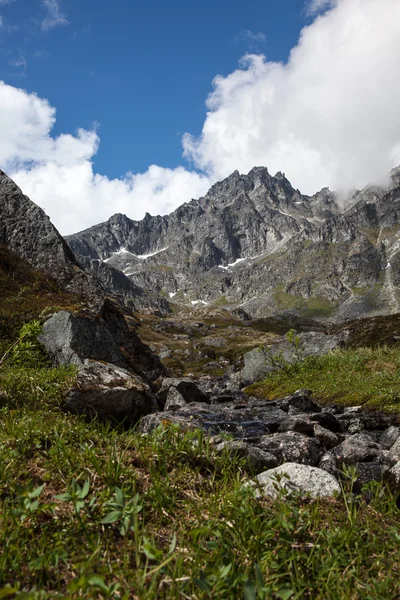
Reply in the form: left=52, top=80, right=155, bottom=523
left=67, top=165, right=400, bottom=324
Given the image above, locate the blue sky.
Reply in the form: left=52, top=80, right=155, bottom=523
left=0, top=0, right=400, bottom=234
left=0, top=0, right=310, bottom=179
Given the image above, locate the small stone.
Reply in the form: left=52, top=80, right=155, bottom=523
left=380, top=426, right=400, bottom=450
left=278, top=417, right=315, bottom=437
left=164, top=388, right=187, bottom=411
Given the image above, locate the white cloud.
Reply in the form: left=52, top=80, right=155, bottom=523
left=306, top=0, right=336, bottom=15
left=41, top=0, right=68, bottom=31
left=236, top=30, right=266, bottom=43
left=0, top=0, right=400, bottom=236
left=184, top=0, right=400, bottom=195
left=0, top=16, right=3, bottom=28
left=0, top=82, right=210, bottom=234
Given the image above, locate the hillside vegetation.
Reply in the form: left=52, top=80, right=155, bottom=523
left=0, top=329, right=400, bottom=599
left=246, top=345, right=400, bottom=413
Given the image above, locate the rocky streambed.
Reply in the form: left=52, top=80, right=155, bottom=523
left=137, top=379, right=400, bottom=498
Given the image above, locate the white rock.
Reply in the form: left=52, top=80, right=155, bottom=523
left=253, top=462, right=341, bottom=499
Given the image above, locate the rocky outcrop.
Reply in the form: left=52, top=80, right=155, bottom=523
left=0, top=170, right=103, bottom=308
left=64, top=360, right=158, bottom=425
left=67, top=166, right=400, bottom=323
left=39, top=301, right=167, bottom=383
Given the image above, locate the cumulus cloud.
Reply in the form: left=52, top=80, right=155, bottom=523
left=184, top=0, right=400, bottom=195
left=1, top=0, right=400, bottom=235
left=41, top=0, right=68, bottom=31
left=0, top=82, right=210, bottom=233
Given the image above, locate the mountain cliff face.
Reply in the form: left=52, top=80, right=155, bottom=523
left=65, top=165, right=400, bottom=322
left=0, top=170, right=168, bottom=314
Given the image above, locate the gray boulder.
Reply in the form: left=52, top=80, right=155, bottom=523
left=313, top=424, right=340, bottom=450
left=215, top=441, right=278, bottom=473
left=39, top=302, right=166, bottom=382
left=40, top=310, right=126, bottom=368
left=380, top=426, right=400, bottom=450
left=389, top=436, right=400, bottom=459
left=241, top=348, right=274, bottom=386
left=277, top=417, right=315, bottom=437
left=253, top=463, right=341, bottom=499
left=157, top=378, right=210, bottom=407
left=258, top=431, right=322, bottom=466
left=384, top=462, right=400, bottom=493
left=64, top=360, right=158, bottom=425
left=278, top=389, right=322, bottom=414
left=332, top=433, right=382, bottom=465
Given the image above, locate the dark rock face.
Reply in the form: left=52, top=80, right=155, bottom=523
left=64, top=360, right=158, bottom=425
left=67, top=166, right=400, bottom=323
left=0, top=170, right=103, bottom=306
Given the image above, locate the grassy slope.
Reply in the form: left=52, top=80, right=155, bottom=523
left=1, top=246, right=400, bottom=598
left=0, top=355, right=399, bottom=598
left=245, top=345, right=400, bottom=412
left=0, top=245, right=81, bottom=348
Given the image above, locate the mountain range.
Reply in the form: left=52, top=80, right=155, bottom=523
left=67, top=166, right=400, bottom=323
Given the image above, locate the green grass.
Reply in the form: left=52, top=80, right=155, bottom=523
left=246, top=345, right=400, bottom=411
left=273, top=285, right=336, bottom=319
left=0, top=347, right=399, bottom=598
left=0, top=245, right=82, bottom=344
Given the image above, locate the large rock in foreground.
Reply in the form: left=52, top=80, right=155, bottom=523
left=253, top=463, right=341, bottom=499
left=64, top=360, right=158, bottom=425
left=39, top=300, right=166, bottom=382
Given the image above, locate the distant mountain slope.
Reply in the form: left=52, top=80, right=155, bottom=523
left=68, top=166, right=400, bottom=322
left=0, top=170, right=169, bottom=315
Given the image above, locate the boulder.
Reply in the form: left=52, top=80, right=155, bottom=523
left=258, top=431, right=322, bottom=466
left=241, top=348, right=274, bottom=386
left=156, top=378, right=210, bottom=406
left=64, top=360, right=158, bottom=425
left=313, top=424, right=340, bottom=450
left=39, top=302, right=166, bottom=383
left=352, top=463, right=385, bottom=494
left=215, top=441, right=278, bottom=473
left=40, top=310, right=126, bottom=368
left=389, top=436, right=400, bottom=459
left=278, top=389, right=322, bottom=414
left=332, top=433, right=382, bottom=465
left=253, top=463, right=341, bottom=499
left=380, top=426, right=400, bottom=450
left=278, top=417, right=315, bottom=437
left=310, top=412, right=342, bottom=433
left=384, top=462, right=400, bottom=493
